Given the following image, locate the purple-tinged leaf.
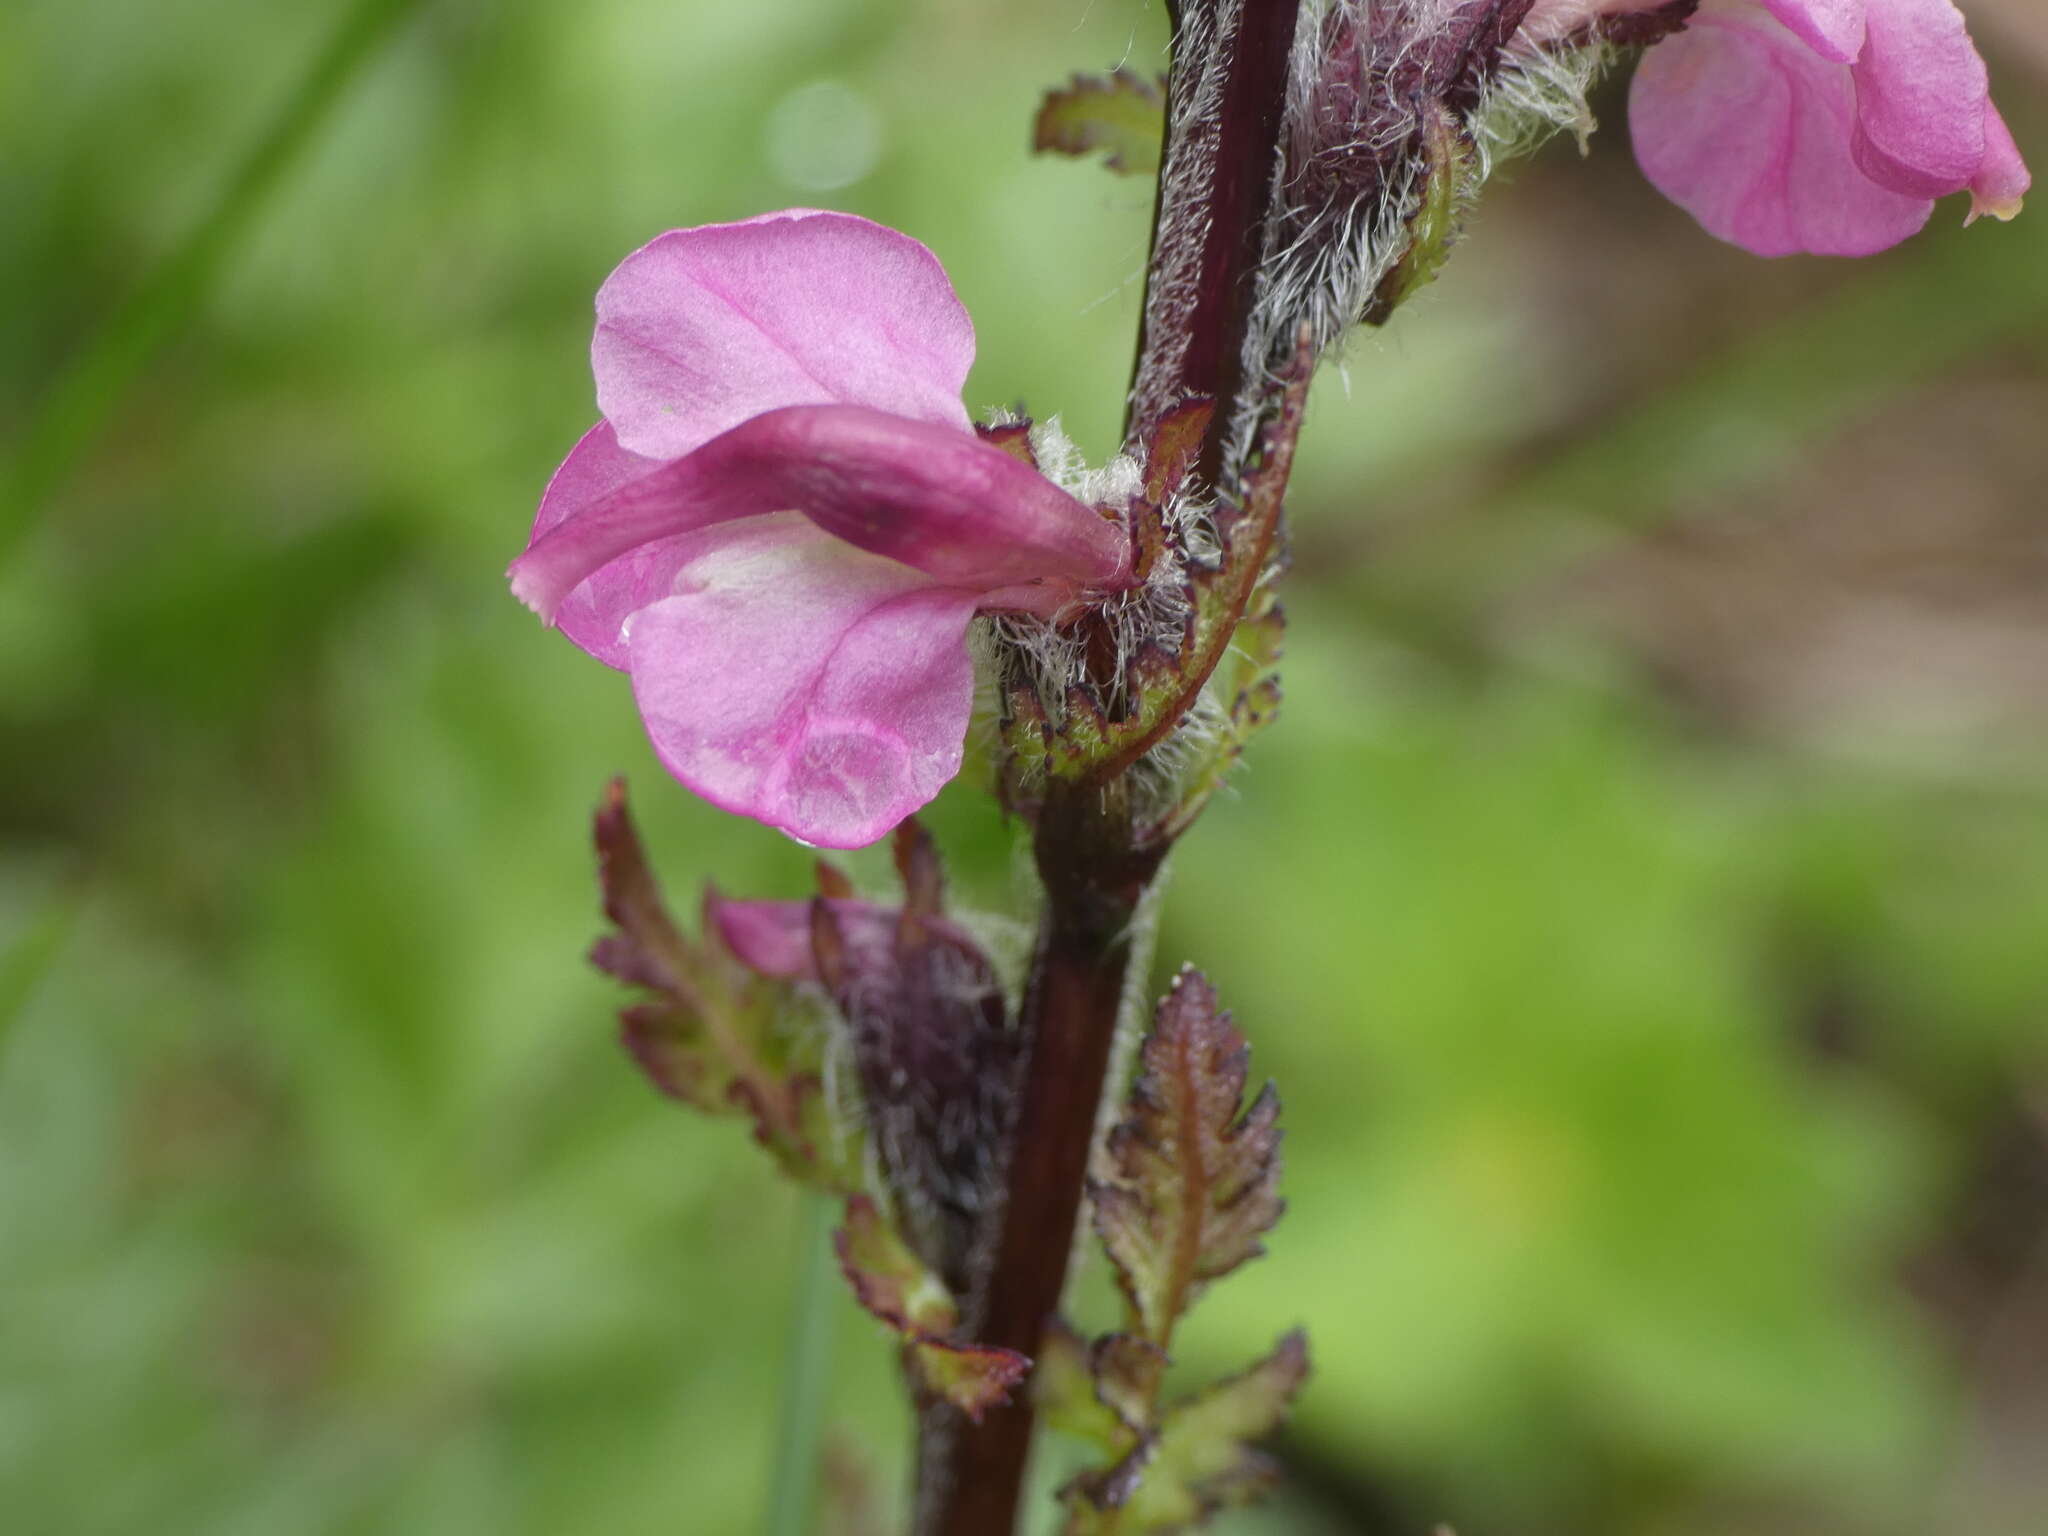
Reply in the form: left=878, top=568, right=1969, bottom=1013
left=913, top=1340, right=1034, bottom=1425
left=592, top=776, right=697, bottom=996
left=1138, top=399, right=1214, bottom=511
left=1117, top=1331, right=1310, bottom=1529
left=619, top=1002, right=721, bottom=1110
left=835, top=1194, right=960, bottom=1336
left=891, top=817, right=945, bottom=928
left=592, top=779, right=857, bottom=1187
left=1064, top=1331, right=1311, bottom=1532
left=1064, top=1440, right=1156, bottom=1528
left=834, top=1196, right=1028, bottom=1422
left=976, top=419, right=1039, bottom=468
left=1092, top=966, right=1284, bottom=1343
left=1088, top=1331, right=1168, bottom=1435
left=1034, top=71, right=1167, bottom=176
left=1050, top=973, right=1305, bottom=1527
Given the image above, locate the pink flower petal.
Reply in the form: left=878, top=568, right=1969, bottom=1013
left=521, top=421, right=693, bottom=668
left=624, top=515, right=984, bottom=849
left=710, top=895, right=902, bottom=980
left=1630, top=10, right=1932, bottom=255
left=1968, top=103, right=2030, bottom=223
left=508, top=404, right=1129, bottom=627
left=738, top=406, right=1130, bottom=594
left=1848, top=0, right=1988, bottom=199
left=593, top=210, right=975, bottom=461
left=508, top=422, right=753, bottom=632
left=1759, top=0, right=1865, bottom=62
left=710, top=898, right=822, bottom=978
left=711, top=892, right=992, bottom=991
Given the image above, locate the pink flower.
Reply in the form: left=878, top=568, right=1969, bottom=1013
left=1523, top=0, right=2029, bottom=255
left=509, top=210, right=1131, bottom=848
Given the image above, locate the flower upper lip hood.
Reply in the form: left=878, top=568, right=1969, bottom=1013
left=509, top=210, right=1133, bottom=849
left=1516, top=0, right=2029, bottom=256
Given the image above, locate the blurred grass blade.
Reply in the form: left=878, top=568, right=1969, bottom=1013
left=767, top=1190, right=839, bottom=1536
left=0, top=889, right=79, bottom=1056
left=0, top=0, right=424, bottom=566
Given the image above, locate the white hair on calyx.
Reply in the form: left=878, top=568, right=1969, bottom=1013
left=1244, top=0, right=1619, bottom=402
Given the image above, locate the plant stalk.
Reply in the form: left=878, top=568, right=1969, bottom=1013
left=915, top=785, right=1164, bottom=1536
left=914, top=3, right=1301, bottom=1531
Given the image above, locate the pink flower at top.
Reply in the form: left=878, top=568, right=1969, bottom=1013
left=1520, top=0, right=2029, bottom=255
left=509, top=210, right=1131, bottom=849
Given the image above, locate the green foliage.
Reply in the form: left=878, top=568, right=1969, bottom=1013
left=1095, top=1333, right=1309, bottom=1532
left=1363, top=105, right=1474, bottom=325
left=1039, top=1321, right=1131, bottom=1447
left=833, top=1196, right=1028, bottom=1422
left=1149, top=592, right=1286, bottom=846
left=1034, top=71, right=1167, bottom=177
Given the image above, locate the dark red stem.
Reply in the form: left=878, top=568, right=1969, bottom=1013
left=1128, top=0, right=1302, bottom=479
left=915, top=3, right=1302, bottom=1533
left=914, top=787, right=1163, bottom=1534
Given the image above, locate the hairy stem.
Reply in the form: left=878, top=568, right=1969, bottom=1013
left=916, top=4, right=1302, bottom=1529
left=1093, top=338, right=1309, bottom=791
left=1128, top=0, right=1302, bottom=480
left=916, top=786, right=1163, bottom=1536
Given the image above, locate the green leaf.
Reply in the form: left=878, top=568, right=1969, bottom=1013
left=912, top=1338, right=1034, bottom=1424
left=1364, top=104, right=1476, bottom=326
left=833, top=1194, right=957, bottom=1337
left=1118, top=1331, right=1311, bottom=1530
left=1036, top=1321, right=1127, bottom=1448
left=1146, top=594, right=1287, bottom=844
left=1089, top=1332, right=1169, bottom=1434
left=1033, top=71, right=1166, bottom=176
left=1092, top=967, right=1285, bottom=1343
left=832, top=1196, right=1028, bottom=1422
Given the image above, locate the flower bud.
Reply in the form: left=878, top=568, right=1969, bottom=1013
left=714, top=822, right=1015, bottom=1291
left=1253, top=0, right=1539, bottom=361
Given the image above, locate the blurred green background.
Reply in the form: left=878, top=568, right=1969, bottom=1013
left=4, top=1, right=2046, bottom=1532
